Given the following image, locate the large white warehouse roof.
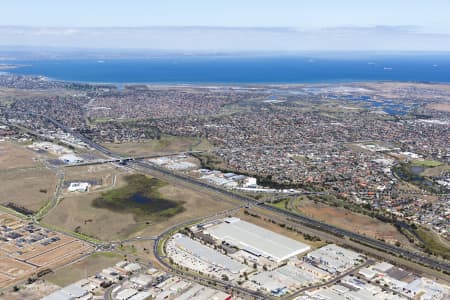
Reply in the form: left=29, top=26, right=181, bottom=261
left=205, top=218, right=310, bottom=262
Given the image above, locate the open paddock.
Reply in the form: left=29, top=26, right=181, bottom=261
left=0, top=167, right=57, bottom=213
left=43, top=252, right=124, bottom=287
left=0, top=141, right=41, bottom=170
left=426, top=102, right=450, bottom=112
left=42, top=189, right=137, bottom=241
left=293, top=199, right=411, bottom=246
left=101, top=135, right=213, bottom=156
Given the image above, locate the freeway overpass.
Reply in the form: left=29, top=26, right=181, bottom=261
left=63, top=151, right=203, bottom=167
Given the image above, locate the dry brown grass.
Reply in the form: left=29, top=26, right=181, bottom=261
left=101, top=135, right=213, bottom=156
left=0, top=168, right=57, bottom=213
left=0, top=279, right=60, bottom=300
left=137, top=182, right=236, bottom=237
left=294, top=199, right=410, bottom=245
left=426, top=102, right=450, bottom=112
left=421, top=164, right=450, bottom=177
left=42, top=189, right=137, bottom=241
left=44, top=252, right=123, bottom=287
left=0, top=142, right=58, bottom=213
left=0, top=142, right=41, bottom=170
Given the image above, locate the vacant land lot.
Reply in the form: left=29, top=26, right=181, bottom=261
left=44, top=252, right=123, bottom=287
left=101, top=135, right=213, bottom=156
left=411, top=159, right=443, bottom=168
left=421, top=163, right=450, bottom=177
left=44, top=173, right=236, bottom=240
left=43, top=184, right=137, bottom=241
left=0, top=142, right=41, bottom=170
left=136, top=181, right=237, bottom=237
left=0, top=142, right=57, bottom=213
left=0, top=279, right=60, bottom=300
left=415, top=227, right=450, bottom=259
left=92, top=174, right=185, bottom=222
left=293, top=199, right=411, bottom=246
left=0, top=168, right=57, bottom=213
left=426, top=102, right=450, bottom=112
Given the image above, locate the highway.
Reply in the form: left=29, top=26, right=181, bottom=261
left=35, top=113, right=450, bottom=274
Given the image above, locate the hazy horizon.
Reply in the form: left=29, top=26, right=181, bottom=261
left=1, top=1, right=450, bottom=52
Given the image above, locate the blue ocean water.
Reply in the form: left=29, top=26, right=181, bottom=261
left=5, top=55, right=450, bottom=84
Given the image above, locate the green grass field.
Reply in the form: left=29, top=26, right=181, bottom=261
left=92, top=174, right=185, bottom=221
left=415, top=227, right=450, bottom=259
left=270, top=199, right=289, bottom=210
left=411, top=159, right=443, bottom=168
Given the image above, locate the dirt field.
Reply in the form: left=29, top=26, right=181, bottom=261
left=0, top=142, right=41, bottom=170
left=101, top=135, right=213, bottom=156
left=426, top=102, right=450, bottom=112
left=27, top=241, right=91, bottom=267
left=421, top=163, right=450, bottom=177
left=44, top=252, right=123, bottom=287
left=0, top=142, right=57, bottom=213
left=293, top=199, right=410, bottom=245
left=0, top=168, right=57, bottom=213
left=0, top=279, right=60, bottom=300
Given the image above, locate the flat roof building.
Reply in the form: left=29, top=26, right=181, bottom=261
left=172, top=234, right=246, bottom=274
left=205, top=218, right=310, bottom=262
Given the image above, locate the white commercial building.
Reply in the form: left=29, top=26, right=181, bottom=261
left=68, top=182, right=90, bottom=192
left=42, top=283, right=91, bottom=300
left=305, top=244, right=364, bottom=274
left=171, top=234, right=245, bottom=274
left=205, top=218, right=311, bottom=262
left=60, top=154, right=84, bottom=164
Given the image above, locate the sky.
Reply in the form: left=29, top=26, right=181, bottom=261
left=1, top=0, right=450, bottom=52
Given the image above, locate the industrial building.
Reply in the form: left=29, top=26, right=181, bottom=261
left=59, top=153, right=84, bottom=164
left=41, top=283, right=91, bottom=300
left=305, top=244, right=364, bottom=274
left=67, top=182, right=90, bottom=192
left=205, top=218, right=311, bottom=262
left=171, top=233, right=246, bottom=274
